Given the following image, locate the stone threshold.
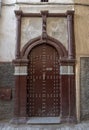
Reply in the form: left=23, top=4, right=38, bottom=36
left=27, top=117, right=61, bottom=124
left=10, top=117, right=61, bottom=124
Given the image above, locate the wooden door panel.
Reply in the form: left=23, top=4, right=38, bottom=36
left=27, top=44, right=60, bottom=117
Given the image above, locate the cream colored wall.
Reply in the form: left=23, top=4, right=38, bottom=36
left=74, top=1, right=89, bottom=121
left=75, top=6, right=89, bottom=55
left=0, top=0, right=1, bottom=14
left=75, top=0, right=89, bottom=4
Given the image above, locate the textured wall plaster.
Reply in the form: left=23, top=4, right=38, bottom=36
left=0, top=6, right=16, bottom=61
left=21, top=18, right=42, bottom=50
left=21, top=17, right=68, bottom=50
left=19, top=5, right=74, bottom=13
left=47, top=18, right=68, bottom=49
left=17, top=0, right=74, bottom=3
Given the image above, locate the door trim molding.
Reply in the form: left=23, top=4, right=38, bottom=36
left=21, top=35, right=68, bottom=59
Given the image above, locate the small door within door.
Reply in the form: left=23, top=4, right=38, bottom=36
left=27, top=44, right=60, bottom=117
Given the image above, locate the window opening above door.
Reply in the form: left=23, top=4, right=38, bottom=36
left=41, top=0, right=48, bottom=2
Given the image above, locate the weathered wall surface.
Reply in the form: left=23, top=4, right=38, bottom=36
left=74, top=1, right=89, bottom=120
left=0, top=6, right=16, bottom=61
left=16, top=0, right=74, bottom=3
left=75, top=4, right=89, bottom=55
left=0, top=0, right=1, bottom=15
left=47, top=18, right=68, bottom=49
left=80, top=58, right=89, bottom=120
left=75, top=0, right=89, bottom=4
left=2, top=0, right=74, bottom=3
left=0, top=63, right=14, bottom=120
left=21, top=17, right=42, bottom=50
left=21, top=17, right=68, bottom=50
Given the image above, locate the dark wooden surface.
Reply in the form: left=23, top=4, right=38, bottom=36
left=27, top=44, right=60, bottom=117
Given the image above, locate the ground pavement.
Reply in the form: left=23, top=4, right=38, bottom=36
left=0, top=120, right=89, bottom=130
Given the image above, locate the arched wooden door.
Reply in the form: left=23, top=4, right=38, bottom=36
left=27, top=44, right=60, bottom=117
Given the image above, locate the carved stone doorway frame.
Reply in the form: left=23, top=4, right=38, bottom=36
left=13, top=10, right=76, bottom=123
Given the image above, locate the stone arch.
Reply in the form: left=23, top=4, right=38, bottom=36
left=21, top=36, right=68, bottom=59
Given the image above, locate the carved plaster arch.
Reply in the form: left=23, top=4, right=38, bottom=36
left=21, top=35, right=68, bottom=59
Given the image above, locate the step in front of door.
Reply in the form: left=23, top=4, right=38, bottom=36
left=27, top=117, right=61, bottom=124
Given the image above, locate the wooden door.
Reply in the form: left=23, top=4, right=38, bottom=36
left=27, top=44, right=60, bottom=117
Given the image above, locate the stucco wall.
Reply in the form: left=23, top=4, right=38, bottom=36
left=75, top=0, right=89, bottom=4
left=47, top=18, right=68, bottom=49
left=0, top=63, right=14, bottom=120
left=2, top=0, right=74, bottom=3
left=75, top=5, right=89, bottom=56
left=0, top=6, right=16, bottom=61
left=21, top=17, right=68, bottom=50
left=80, top=58, right=89, bottom=120
left=21, top=17, right=42, bottom=50
left=0, top=0, right=1, bottom=15
left=74, top=1, right=89, bottom=121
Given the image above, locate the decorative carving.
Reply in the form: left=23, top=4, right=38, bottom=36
left=15, top=10, right=22, bottom=16
left=41, top=11, right=48, bottom=40
left=21, top=36, right=68, bottom=58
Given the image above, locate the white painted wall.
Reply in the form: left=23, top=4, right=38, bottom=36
left=3, top=0, right=16, bottom=4
left=17, top=0, right=74, bottom=3
left=0, top=6, right=16, bottom=61
left=19, top=4, right=74, bottom=13
left=49, top=0, right=74, bottom=3
left=2, top=0, right=74, bottom=3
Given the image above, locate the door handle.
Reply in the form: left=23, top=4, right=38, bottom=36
left=43, top=72, right=46, bottom=80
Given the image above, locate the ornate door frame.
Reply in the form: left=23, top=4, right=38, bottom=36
left=13, top=10, right=76, bottom=123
